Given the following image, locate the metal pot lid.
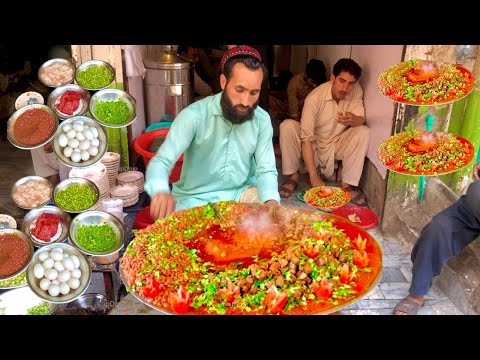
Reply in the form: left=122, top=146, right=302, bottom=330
left=143, top=45, right=192, bottom=70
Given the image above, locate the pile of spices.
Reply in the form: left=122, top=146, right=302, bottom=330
left=55, top=184, right=98, bottom=211
left=13, top=108, right=55, bottom=146
left=55, top=90, right=81, bottom=116
left=94, top=99, right=130, bottom=125
left=75, top=222, right=118, bottom=252
left=0, top=270, right=26, bottom=288
left=26, top=303, right=51, bottom=315
left=0, top=233, right=30, bottom=278
left=12, top=180, right=51, bottom=208
left=77, top=65, right=114, bottom=89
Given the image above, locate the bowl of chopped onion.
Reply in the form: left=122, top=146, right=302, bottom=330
left=89, top=88, right=137, bottom=128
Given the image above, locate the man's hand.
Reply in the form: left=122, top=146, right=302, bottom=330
left=150, top=192, right=176, bottom=220
left=309, top=173, right=325, bottom=188
left=43, top=141, right=53, bottom=153
left=336, top=112, right=363, bottom=127
left=264, top=199, right=280, bottom=207
left=473, top=161, right=480, bottom=181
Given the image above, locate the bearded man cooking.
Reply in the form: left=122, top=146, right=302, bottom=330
left=145, top=45, right=281, bottom=220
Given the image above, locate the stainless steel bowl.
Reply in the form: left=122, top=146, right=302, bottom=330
left=38, top=58, right=75, bottom=88
left=69, top=210, right=124, bottom=264
left=11, top=175, right=53, bottom=210
left=75, top=59, right=115, bottom=91
left=52, top=116, right=108, bottom=168
left=89, top=89, right=137, bottom=128
left=7, top=104, right=59, bottom=150
left=22, top=206, right=71, bottom=247
left=53, top=178, right=100, bottom=213
left=0, top=229, right=34, bottom=281
left=47, top=84, right=91, bottom=120
left=26, top=242, right=92, bottom=304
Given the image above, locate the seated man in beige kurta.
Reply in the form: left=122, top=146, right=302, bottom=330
left=278, top=58, right=370, bottom=206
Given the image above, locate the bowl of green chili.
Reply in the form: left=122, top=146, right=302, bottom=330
left=53, top=178, right=100, bottom=214
left=89, top=88, right=137, bottom=128
left=69, top=210, right=124, bottom=265
left=75, top=59, right=115, bottom=91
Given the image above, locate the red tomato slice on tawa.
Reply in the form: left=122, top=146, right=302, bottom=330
left=169, top=285, right=191, bottom=314
left=265, top=286, right=288, bottom=314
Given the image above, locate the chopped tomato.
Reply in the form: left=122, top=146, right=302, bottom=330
left=217, top=279, right=240, bottom=303
left=353, top=250, right=370, bottom=268
left=142, top=277, right=162, bottom=299
left=265, top=286, right=288, bottom=314
left=303, top=244, right=320, bottom=258
left=316, top=186, right=333, bottom=198
left=169, top=285, right=191, bottom=314
left=312, top=277, right=333, bottom=300
left=340, top=264, right=351, bottom=283
left=394, top=161, right=404, bottom=171
left=353, top=234, right=367, bottom=251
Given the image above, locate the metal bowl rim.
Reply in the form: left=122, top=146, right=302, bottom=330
left=26, top=242, right=92, bottom=304
left=0, top=229, right=35, bottom=281
left=89, top=88, right=137, bottom=128
left=7, top=104, right=59, bottom=150
left=47, top=84, right=91, bottom=119
left=10, top=175, right=53, bottom=210
left=75, top=60, right=115, bottom=91
left=38, top=58, right=76, bottom=88
left=51, top=116, right=108, bottom=168
left=53, top=177, right=100, bottom=213
left=21, top=205, right=72, bottom=247
left=69, top=210, right=125, bottom=256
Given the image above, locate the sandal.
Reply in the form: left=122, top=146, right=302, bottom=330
left=343, top=185, right=368, bottom=206
left=279, top=178, right=298, bottom=198
left=393, top=297, right=425, bottom=315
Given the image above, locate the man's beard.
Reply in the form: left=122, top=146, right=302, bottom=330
left=220, top=91, right=258, bottom=125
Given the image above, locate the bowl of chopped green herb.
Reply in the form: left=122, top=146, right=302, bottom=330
left=53, top=178, right=100, bottom=214
left=89, top=89, right=137, bottom=128
left=75, top=59, right=115, bottom=91
left=69, top=210, right=125, bottom=265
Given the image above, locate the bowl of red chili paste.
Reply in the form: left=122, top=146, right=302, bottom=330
left=22, top=206, right=72, bottom=248
left=0, top=229, right=34, bottom=281
left=47, top=84, right=91, bottom=120
left=7, top=104, right=59, bottom=150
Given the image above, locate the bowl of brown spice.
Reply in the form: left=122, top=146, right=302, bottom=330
left=11, top=175, right=53, bottom=210
left=0, top=229, right=34, bottom=281
left=7, top=104, right=59, bottom=150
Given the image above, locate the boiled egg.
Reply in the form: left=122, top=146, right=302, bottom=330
left=58, top=134, right=68, bottom=148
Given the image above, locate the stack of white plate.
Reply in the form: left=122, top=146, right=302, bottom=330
left=110, top=184, right=139, bottom=208
left=100, top=152, right=121, bottom=189
left=69, top=162, right=110, bottom=200
left=116, top=171, right=144, bottom=193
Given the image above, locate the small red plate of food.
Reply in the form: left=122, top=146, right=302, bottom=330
left=377, top=128, right=474, bottom=176
left=303, top=186, right=351, bottom=212
left=332, top=204, right=378, bottom=229
left=377, top=59, right=475, bottom=106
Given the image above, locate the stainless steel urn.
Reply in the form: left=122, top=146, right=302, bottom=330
left=143, top=45, right=194, bottom=125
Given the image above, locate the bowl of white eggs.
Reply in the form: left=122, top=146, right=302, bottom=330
left=26, top=242, right=92, bottom=304
left=52, top=116, right=108, bottom=168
